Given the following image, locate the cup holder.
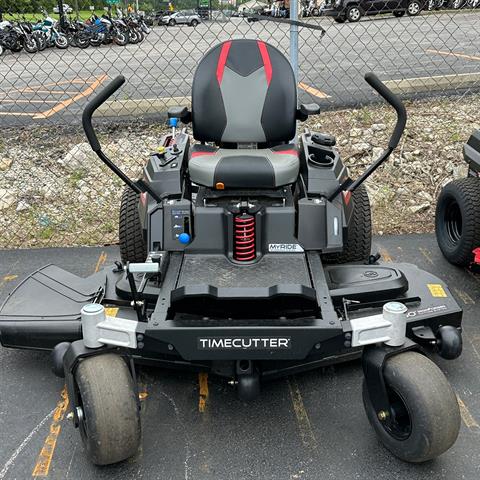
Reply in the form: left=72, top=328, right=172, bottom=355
left=308, top=152, right=334, bottom=168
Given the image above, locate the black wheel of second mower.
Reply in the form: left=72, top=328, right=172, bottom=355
left=75, top=354, right=141, bottom=465
left=322, top=184, right=372, bottom=264
left=435, top=177, right=480, bottom=266
left=119, top=186, right=147, bottom=263
left=362, top=352, right=460, bottom=463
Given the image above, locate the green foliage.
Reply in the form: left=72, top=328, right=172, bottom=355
left=0, top=1, right=167, bottom=14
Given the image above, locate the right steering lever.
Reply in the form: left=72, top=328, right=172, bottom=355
left=328, top=73, right=407, bottom=202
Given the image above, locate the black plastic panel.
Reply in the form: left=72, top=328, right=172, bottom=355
left=177, top=254, right=311, bottom=288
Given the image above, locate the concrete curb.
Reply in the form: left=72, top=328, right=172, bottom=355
left=384, top=72, right=480, bottom=94
left=97, top=97, right=191, bottom=117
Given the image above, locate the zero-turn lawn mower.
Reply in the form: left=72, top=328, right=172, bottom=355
left=0, top=39, right=464, bottom=466
left=435, top=129, right=480, bottom=269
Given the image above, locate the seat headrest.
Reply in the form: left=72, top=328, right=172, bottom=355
left=192, top=39, right=297, bottom=144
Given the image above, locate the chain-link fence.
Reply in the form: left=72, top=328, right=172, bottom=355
left=0, top=2, right=479, bottom=249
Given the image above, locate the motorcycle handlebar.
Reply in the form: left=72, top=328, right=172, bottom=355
left=82, top=75, right=125, bottom=152
left=364, top=72, right=407, bottom=150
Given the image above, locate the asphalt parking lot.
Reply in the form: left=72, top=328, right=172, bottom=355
left=1, top=233, right=479, bottom=479
left=0, top=12, right=479, bottom=125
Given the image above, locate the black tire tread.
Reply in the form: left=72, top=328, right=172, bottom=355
left=435, top=177, right=480, bottom=266
left=76, top=354, right=141, bottom=465
left=362, top=352, right=460, bottom=463
left=323, top=184, right=372, bottom=264
left=119, top=187, right=147, bottom=263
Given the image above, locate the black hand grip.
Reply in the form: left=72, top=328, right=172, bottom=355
left=82, top=75, right=125, bottom=152
left=364, top=72, right=407, bottom=150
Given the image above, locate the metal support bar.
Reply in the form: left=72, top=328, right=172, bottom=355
left=289, top=2, right=299, bottom=83
left=306, top=252, right=340, bottom=326
left=97, top=150, right=162, bottom=203
left=126, top=270, right=146, bottom=323
left=328, top=148, right=392, bottom=201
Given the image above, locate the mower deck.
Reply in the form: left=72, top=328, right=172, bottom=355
left=0, top=248, right=461, bottom=375
left=0, top=236, right=478, bottom=479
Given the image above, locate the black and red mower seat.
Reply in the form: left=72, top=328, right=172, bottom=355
left=189, top=39, right=299, bottom=189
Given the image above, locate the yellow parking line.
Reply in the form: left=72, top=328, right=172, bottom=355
left=0, top=274, right=18, bottom=284
left=298, top=82, right=330, bottom=99
left=94, top=251, right=108, bottom=273
left=453, top=288, right=475, bottom=305
left=33, top=74, right=108, bottom=120
left=31, top=388, right=69, bottom=477
left=0, top=112, right=37, bottom=116
left=287, top=376, right=317, bottom=450
left=470, top=335, right=480, bottom=362
left=0, top=100, right=59, bottom=104
left=29, top=251, right=110, bottom=476
left=39, top=80, right=96, bottom=87
left=378, top=247, right=392, bottom=262
left=457, top=395, right=480, bottom=429
left=198, top=372, right=209, bottom=412
left=20, top=89, right=84, bottom=96
left=418, top=247, right=434, bottom=265
left=426, top=49, right=480, bottom=62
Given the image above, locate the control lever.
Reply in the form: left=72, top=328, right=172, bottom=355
left=329, top=73, right=407, bottom=202
left=82, top=76, right=162, bottom=203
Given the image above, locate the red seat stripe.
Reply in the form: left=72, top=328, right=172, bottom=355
left=257, top=41, right=272, bottom=86
left=216, top=41, right=232, bottom=85
left=191, top=151, right=216, bottom=158
left=271, top=149, right=298, bottom=156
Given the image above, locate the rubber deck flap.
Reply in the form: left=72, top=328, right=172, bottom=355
left=0, top=265, right=106, bottom=321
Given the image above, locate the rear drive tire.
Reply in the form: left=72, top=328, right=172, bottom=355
left=362, top=352, right=460, bottom=463
left=119, top=187, right=147, bottom=263
left=75, top=354, right=141, bottom=465
left=322, top=183, right=372, bottom=264
left=190, top=19, right=199, bottom=26
left=435, top=177, right=480, bottom=266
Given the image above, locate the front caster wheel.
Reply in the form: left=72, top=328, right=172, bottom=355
left=75, top=354, right=141, bottom=465
left=362, top=352, right=460, bottom=463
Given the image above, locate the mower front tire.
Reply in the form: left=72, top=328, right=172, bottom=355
left=323, top=183, right=372, bottom=264
left=362, top=352, right=460, bottom=463
left=435, top=177, right=480, bottom=266
left=119, top=187, right=147, bottom=263
left=75, top=354, right=141, bottom=465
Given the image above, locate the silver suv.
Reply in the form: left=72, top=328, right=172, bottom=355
left=162, top=10, right=201, bottom=27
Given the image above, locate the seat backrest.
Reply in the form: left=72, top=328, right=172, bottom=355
left=192, top=39, right=297, bottom=145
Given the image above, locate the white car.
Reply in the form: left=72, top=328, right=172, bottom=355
left=53, top=3, right=73, bottom=14
left=162, top=10, right=201, bottom=27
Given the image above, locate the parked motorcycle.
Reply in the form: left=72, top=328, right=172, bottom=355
left=0, top=20, right=38, bottom=53
left=32, top=14, right=68, bottom=49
